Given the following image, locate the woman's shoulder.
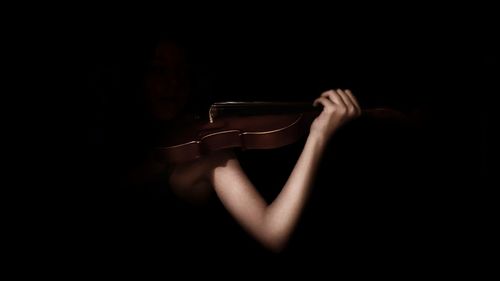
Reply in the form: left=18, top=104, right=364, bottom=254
left=166, top=150, right=236, bottom=200
left=168, top=150, right=237, bottom=180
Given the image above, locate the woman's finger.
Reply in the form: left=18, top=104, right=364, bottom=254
left=335, top=89, right=351, bottom=105
left=313, top=96, right=335, bottom=111
left=336, top=89, right=357, bottom=116
left=321, top=90, right=346, bottom=108
left=345, top=89, right=361, bottom=116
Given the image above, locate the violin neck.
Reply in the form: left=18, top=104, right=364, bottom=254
left=208, top=101, right=404, bottom=122
left=209, top=102, right=319, bottom=121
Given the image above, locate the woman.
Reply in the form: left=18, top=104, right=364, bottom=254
left=144, top=39, right=361, bottom=253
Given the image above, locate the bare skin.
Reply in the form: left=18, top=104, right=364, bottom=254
left=169, top=89, right=361, bottom=252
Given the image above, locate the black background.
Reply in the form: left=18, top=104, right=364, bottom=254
left=40, top=8, right=494, bottom=275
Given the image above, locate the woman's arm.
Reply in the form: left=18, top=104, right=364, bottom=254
left=209, top=89, right=361, bottom=252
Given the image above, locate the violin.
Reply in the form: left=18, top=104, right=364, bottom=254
left=158, top=101, right=409, bottom=164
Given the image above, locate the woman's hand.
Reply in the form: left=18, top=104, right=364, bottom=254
left=310, top=89, right=361, bottom=142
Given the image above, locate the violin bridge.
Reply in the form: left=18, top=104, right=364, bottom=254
left=209, top=106, right=217, bottom=123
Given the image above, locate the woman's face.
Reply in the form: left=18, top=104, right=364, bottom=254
left=145, top=41, right=190, bottom=121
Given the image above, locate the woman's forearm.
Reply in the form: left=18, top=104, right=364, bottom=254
left=262, top=133, right=327, bottom=249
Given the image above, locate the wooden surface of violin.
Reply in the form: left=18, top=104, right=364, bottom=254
left=158, top=102, right=408, bottom=164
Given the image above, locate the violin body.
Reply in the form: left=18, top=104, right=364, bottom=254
left=161, top=113, right=318, bottom=163
left=159, top=102, right=408, bottom=164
